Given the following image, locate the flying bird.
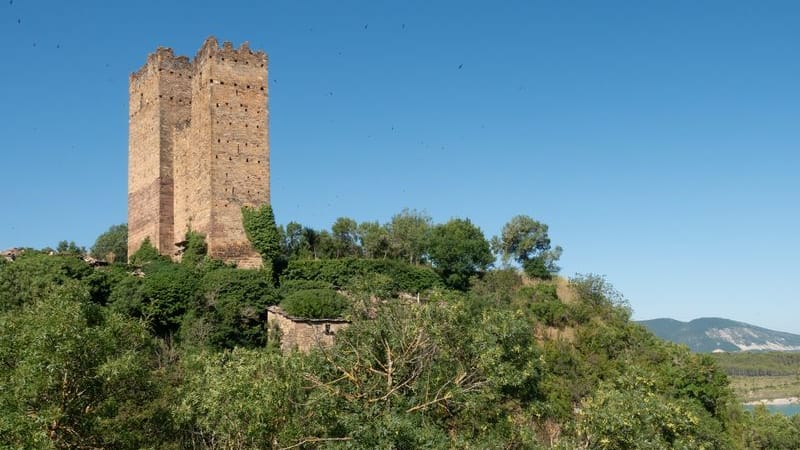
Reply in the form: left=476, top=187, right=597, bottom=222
left=364, top=24, right=368, bottom=30
left=458, top=64, right=463, bottom=69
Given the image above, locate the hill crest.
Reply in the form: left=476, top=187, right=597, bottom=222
left=639, top=317, right=800, bottom=353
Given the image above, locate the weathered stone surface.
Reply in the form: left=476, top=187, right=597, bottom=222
left=128, top=37, right=269, bottom=267
left=267, top=306, right=350, bottom=353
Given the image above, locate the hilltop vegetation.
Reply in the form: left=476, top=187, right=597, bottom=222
left=1, top=208, right=798, bottom=448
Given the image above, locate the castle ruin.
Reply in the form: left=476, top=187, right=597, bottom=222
left=128, top=37, right=269, bottom=268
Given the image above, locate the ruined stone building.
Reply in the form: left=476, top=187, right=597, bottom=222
left=128, top=37, right=269, bottom=268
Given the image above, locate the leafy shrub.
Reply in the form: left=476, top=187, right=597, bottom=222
left=280, top=289, right=349, bottom=319
left=109, top=261, right=199, bottom=336
left=514, top=283, right=569, bottom=327
left=180, top=230, right=208, bottom=268
left=196, top=268, right=279, bottom=349
left=91, top=223, right=128, bottom=262
left=468, top=269, right=523, bottom=304
left=744, top=405, right=800, bottom=449
left=281, top=258, right=442, bottom=294
left=278, top=279, right=334, bottom=296
left=130, top=238, right=165, bottom=266
left=0, top=252, right=93, bottom=311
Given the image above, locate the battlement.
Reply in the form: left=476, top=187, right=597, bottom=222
left=194, top=36, right=268, bottom=70
left=130, top=47, right=193, bottom=86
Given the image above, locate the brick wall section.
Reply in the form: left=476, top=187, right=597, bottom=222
left=129, top=37, right=269, bottom=267
left=267, top=307, right=350, bottom=353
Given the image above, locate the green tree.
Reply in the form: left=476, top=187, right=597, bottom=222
left=331, top=216, right=361, bottom=258
left=0, top=282, right=172, bottom=449
left=493, top=215, right=562, bottom=279
left=173, top=349, right=313, bottom=449
left=241, top=204, right=282, bottom=268
left=189, top=267, right=279, bottom=349
left=744, top=405, right=800, bottom=449
left=179, top=230, right=207, bottom=268
left=428, top=218, right=494, bottom=290
left=302, top=226, right=322, bottom=259
left=388, top=208, right=432, bottom=265
left=109, top=261, right=199, bottom=337
left=359, top=220, right=391, bottom=259
left=129, top=237, right=164, bottom=266
left=56, top=240, right=86, bottom=256
left=281, top=221, right=307, bottom=258
left=91, top=223, right=128, bottom=263
left=0, top=252, right=93, bottom=312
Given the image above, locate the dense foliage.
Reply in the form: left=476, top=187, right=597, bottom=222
left=91, top=223, right=128, bottom=262
left=0, top=210, right=790, bottom=448
left=282, top=257, right=442, bottom=294
left=711, top=351, right=800, bottom=377
left=280, top=289, right=349, bottom=319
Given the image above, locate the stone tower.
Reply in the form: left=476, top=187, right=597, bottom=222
left=128, top=37, right=269, bottom=268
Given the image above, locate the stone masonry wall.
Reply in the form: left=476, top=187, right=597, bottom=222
left=267, top=307, right=349, bottom=353
left=129, top=48, right=192, bottom=257
left=129, top=37, right=269, bottom=267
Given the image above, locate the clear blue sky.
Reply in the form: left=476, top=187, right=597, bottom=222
left=1, top=1, right=798, bottom=332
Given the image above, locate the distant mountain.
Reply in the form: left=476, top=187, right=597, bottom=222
left=638, top=318, right=800, bottom=353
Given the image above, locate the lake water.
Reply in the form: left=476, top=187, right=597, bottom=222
left=743, top=403, right=800, bottom=416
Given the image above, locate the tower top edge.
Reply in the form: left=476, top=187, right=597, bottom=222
left=130, top=36, right=267, bottom=83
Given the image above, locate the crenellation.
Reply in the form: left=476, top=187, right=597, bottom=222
left=129, top=37, right=270, bottom=266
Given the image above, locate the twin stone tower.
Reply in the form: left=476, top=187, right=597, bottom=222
left=128, top=37, right=269, bottom=268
